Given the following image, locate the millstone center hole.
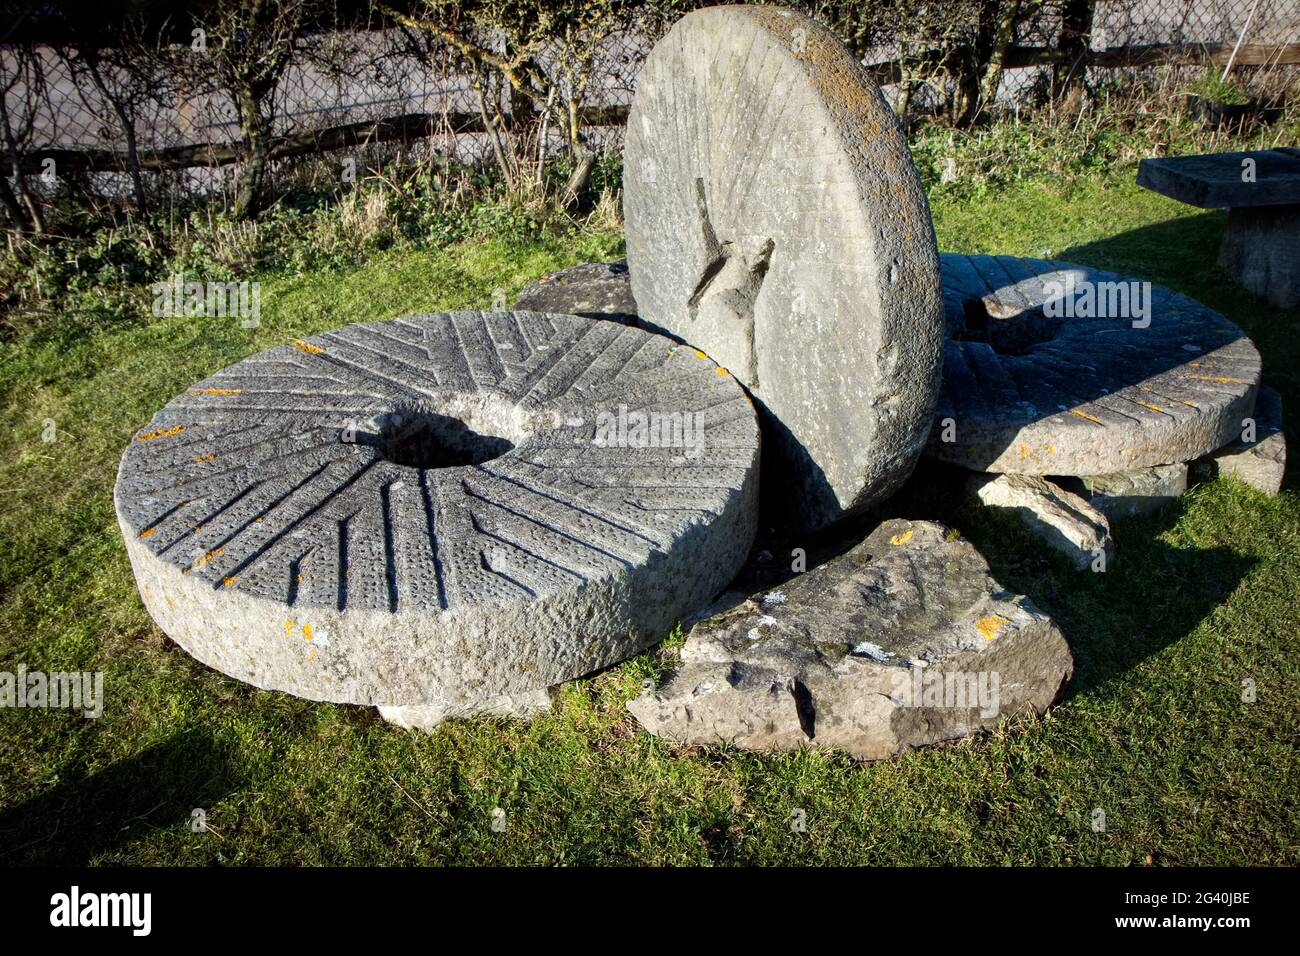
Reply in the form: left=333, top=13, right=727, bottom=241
left=374, top=405, right=515, bottom=469
left=953, top=298, right=1062, bottom=357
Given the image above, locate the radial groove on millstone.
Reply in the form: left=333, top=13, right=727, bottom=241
left=116, top=312, right=760, bottom=708
left=623, top=4, right=943, bottom=534
left=929, top=254, right=1261, bottom=474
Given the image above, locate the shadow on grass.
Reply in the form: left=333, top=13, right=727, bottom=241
left=887, top=460, right=1257, bottom=701
left=0, top=728, right=243, bottom=865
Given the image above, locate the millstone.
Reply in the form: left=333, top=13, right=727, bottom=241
left=115, top=312, right=760, bottom=709
left=623, top=5, right=943, bottom=534
left=514, top=260, right=639, bottom=326
left=929, top=254, right=1261, bottom=474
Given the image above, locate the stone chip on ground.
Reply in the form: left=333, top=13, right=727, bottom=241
left=969, top=473, right=1114, bottom=571
left=623, top=5, right=944, bottom=534
left=627, top=519, right=1074, bottom=761
left=1195, top=385, right=1286, bottom=494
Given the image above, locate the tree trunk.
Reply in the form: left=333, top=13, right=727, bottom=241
left=234, top=87, right=271, bottom=220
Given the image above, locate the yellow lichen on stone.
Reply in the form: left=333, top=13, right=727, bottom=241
left=1136, top=401, right=1164, bottom=413
left=1070, top=409, right=1103, bottom=425
left=222, top=576, right=238, bottom=588
left=189, top=388, right=242, bottom=396
left=976, top=613, right=1010, bottom=640
left=283, top=619, right=296, bottom=636
left=137, top=425, right=186, bottom=442
left=889, top=529, right=914, bottom=545
left=1188, top=374, right=1249, bottom=385
left=138, top=527, right=156, bottom=539
left=191, top=547, right=223, bottom=569
left=292, top=339, right=325, bottom=354
left=193, top=453, right=215, bottom=463
left=693, top=349, right=707, bottom=359
left=302, top=623, right=314, bottom=642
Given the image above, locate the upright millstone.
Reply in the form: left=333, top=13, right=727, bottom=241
left=623, top=5, right=943, bottom=534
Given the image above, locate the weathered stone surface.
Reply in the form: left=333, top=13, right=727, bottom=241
left=969, top=474, right=1114, bottom=571
left=514, top=260, right=639, bottom=325
left=1055, top=463, right=1189, bottom=521
left=1197, top=384, right=1287, bottom=493
left=379, top=686, right=556, bottom=730
left=1137, top=148, right=1300, bottom=209
left=1217, top=204, right=1300, bottom=308
left=115, top=311, right=760, bottom=710
left=929, top=254, right=1261, bottom=474
left=623, top=5, right=943, bottom=534
left=627, top=518, right=1073, bottom=761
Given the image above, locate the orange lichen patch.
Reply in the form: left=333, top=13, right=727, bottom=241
left=193, top=453, right=216, bottom=463
left=295, top=573, right=304, bottom=583
left=715, top=367, right=728, bottom=376
left=190, top=547, right=223, bottom=570
left=302, top=623, right=314, bottom=642
left=189, top=388, right=242, bottom=396
left=138, top=527, right=157, bottom=539
left=136, top=424, right=186, bottom=442
left=291, top=339, right=325, bottom=354
left=1070, top=409, right=1103, bottom=425
left=1135, top=401, right=1165, bottom=413
left=222, top=576, right=238, bottom=588
left=889, top=529, right=914, bottom=545
left=693, top=349, right=708, bottom=359
left=976, top=613, right=1011, bottom=640
left=1187, top=374, right=1249, bottom=385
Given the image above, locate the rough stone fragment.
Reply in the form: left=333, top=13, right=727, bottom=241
left=627, top=519, right=1073, bottom=761
left=1197, top=384, right=1287, bottom=493
left=379, top=687, right=557, bottom=730
left=1055, top=462, right=1189, bottom=521
left=930, top=254, right=1261, bottom=474
left=969, top=474, right=1114, bottom=571
left=514, top=260, right=639, bottom=326
left=115, top=311, right=761, bottom=711
left=623, top=5, right=943, bottom=533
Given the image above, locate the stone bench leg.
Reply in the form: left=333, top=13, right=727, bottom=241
left=1217, top=204, right=1300, bottom=308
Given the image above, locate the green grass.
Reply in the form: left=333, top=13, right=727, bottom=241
left=1, top=167, right=1298, bottom=866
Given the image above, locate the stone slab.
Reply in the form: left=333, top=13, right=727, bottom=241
left=1196, top=384, right=1287, bottom=493
left=1137, top=149, right=1300, bottom=209
left=623, top=5, right=943, bottom=534
left=928, top=254, right=1261, bottom=475
left=970, top=474, right=1114, bottom=571
left=115, top=311, right=761, bottom=710
left=1055, top=463, right=1188, bottom=521
left=514, top=260, right=639, bottom=326
left=627, top=518, right=1073, bottom=760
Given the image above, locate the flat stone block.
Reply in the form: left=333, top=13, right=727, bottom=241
left=514, top=261, right=639, bottom=326
left=627, top=519, right=1073, bottom=761
left=1055, top=463, right=1188, bottom=521
left=1198, top=384, right=1287, bottom=494
left=1137, top=148, right=1300, bottom=209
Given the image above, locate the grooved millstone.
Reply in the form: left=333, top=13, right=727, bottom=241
left=114, top=312, right=760, bottom=707
left=623, top=4, right=943, bottom=534
left=929, top=254, right=1261, bottom=474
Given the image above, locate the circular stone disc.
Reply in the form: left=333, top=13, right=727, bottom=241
left=115, top=312, right=759, bottom=707
left=623, top=5, right=943, bottom=534
left=928, top=254, right=1261, bottom=474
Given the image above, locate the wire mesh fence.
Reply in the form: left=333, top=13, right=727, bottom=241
left=2, top=0, right=1297, bottom=226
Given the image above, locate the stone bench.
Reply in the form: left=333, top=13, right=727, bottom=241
left=1137, top=148, right=1300, bottom=308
